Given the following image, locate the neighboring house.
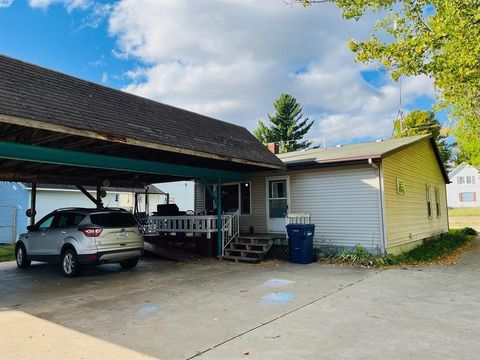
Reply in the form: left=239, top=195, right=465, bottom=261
left=0, top=183, right=166, bottom=244
left=446, top=163, right=480, bottom=208
left=195, top=135, right=449, bottom=255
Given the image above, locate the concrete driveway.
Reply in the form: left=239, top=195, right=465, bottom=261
left=1, top=240, right=480, bottom=360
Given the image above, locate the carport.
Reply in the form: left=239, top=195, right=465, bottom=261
left=0, top=55, right=285, bottom=255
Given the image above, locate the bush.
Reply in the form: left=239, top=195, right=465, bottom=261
left=396, top=231, right=469, bottom=263
left=460, top=227, right=478, bottom=236
left=340, top=245, right=373, bottom=266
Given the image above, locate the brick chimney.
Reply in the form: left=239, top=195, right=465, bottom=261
left=267, top=142, right=280, bottom=154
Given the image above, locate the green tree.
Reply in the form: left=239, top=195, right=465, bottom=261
left=254, top=94, right=314, bottom=153
left=392, top=110, right=452, bottom=165
left=298, top=0, right=480, bottom=166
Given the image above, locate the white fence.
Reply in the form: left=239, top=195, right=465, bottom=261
left=0, top=205, right=16, bottom=244
left=286, top=213, right=311, bottom=225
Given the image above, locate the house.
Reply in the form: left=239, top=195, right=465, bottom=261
left=446, top=163, right=480, bottom=208
left=195, top=135, right=449, bottom=255
left=0, top=183, right=166, bottom=244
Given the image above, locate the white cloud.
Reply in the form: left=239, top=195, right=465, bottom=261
left=0, top=0, right=13, bottom=8
left=104, top=0, right=436, bottom=146
left=29, top=0, right=91, bottom=13
left=24, top=0, right=435, bottom=146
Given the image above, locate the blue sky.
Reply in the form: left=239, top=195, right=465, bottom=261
left=0, top=0, right=444, bottom=207
left=0, top=1, right=443, bottom=144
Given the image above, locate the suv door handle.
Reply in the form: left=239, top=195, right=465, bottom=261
left=41, top=233, right=47, bottom=236
left=61, top=231, right=67, bottom=234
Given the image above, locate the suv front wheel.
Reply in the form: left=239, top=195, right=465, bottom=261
left=61, top=249, right=80, bottom=277
left=15, top=244, right=31, bottom=269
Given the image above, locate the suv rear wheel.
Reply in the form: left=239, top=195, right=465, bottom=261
left=120, top=257, right=139, bottom=270
left=61, top=249, right=80, bottom=277
left=15, top=244, right=31, bottom=269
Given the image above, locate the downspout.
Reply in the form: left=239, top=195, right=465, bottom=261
left=369, top=158, right=387, bottom=254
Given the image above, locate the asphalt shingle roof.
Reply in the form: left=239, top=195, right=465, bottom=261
left=277, top=134, right=450, bottom=183
left=0, top=55, right=284, bottom=169
left=278, top=135, right=431, bottom=165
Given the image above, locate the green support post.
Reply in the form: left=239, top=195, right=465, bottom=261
left=217, top=178, right=222, bottom=257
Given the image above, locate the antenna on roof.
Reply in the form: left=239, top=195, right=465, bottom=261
left=394, top=76, right=407, bottom=134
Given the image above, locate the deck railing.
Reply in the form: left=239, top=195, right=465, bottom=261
left=222, top=210, right=239, bottom=255
left=144, top=210, right=240, bottom=255
left=286, top=213, right=311, bottom=225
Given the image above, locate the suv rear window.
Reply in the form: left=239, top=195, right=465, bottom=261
left=90, top=212, right=138, bottom=228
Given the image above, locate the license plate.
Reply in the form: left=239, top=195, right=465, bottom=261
left=117, top=232, right=128, bottom=240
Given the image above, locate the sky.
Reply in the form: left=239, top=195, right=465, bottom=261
left=0, top=0, right=444, bottom=209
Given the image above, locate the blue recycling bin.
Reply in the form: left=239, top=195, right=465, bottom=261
left=286, top=224, right=315, bottom=264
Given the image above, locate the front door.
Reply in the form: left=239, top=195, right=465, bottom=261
left=267, top=177, right=289, bottom=233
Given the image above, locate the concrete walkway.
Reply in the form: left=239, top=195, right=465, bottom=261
left=0, top=310, right=153, bottom=359
left=1, top=239, right=479, bottom=359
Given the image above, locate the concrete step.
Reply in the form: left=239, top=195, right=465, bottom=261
left=228, top=242, right=271, bottom=250
left=220, top=255, right=260, bottom=263
left=235, top=237, right=271, bottom=245
left=224, top=248, right=264, bottom=256
left=225, top=248, right=268, bottom=254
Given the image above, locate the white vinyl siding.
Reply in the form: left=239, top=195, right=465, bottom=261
left=194, top=180, right=206, bottom=214
left=288, top=166, right=383, bottom=252
left=195, top=165, right=383, bottom=252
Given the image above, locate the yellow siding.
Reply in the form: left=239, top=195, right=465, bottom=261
left=382, top=139, right=448, bottom=254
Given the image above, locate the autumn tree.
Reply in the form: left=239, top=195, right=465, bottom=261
left=297, top=0, right=480, bottom=165
left=254, top=94, right=314, bottom=153
left=392, top=110, right=452, bottom=165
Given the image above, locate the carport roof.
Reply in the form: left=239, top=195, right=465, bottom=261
left=0, top=55, right=284, bottom=170
left=0, top=55, right=284, bottom=187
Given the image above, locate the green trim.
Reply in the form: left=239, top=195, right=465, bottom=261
left=0, top=141, right=244, bottom=181
left=200, top=178, right=217, bottom=204
left=217, top=179, right=222, bottom=257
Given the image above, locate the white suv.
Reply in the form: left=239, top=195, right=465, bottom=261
left=15, top=208, right=144, bottom=277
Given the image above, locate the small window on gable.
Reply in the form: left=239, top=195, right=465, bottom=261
left=426, top=184, right=432, bottom=219
left=435, top=187, right=441, bottom=218
left=457, top=177, right=465, bottom=185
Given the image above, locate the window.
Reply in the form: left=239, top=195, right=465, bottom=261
left=36, top=214, right=55, bottom=230
left=459, top=192, right=477, bottom=202
left=457, top=177, right=465, bottom=185
left=55, top=212, right=85, bottom=228
left=426, top=185, right=432, bottom=219
left=204, top=182, right=252, bottom=215
left=240, top=182, right=251, bottom=215
left=435, top=187, right=441, bottom=218
left=90, top=212, right=138, bottom=228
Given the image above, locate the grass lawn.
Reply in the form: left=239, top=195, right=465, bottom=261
left=448, top=207, right=480, bottom=217
left=0, top=245, right=15, bottom=262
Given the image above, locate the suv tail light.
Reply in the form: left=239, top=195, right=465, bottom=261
left=79, top=227, right=103, bottom=237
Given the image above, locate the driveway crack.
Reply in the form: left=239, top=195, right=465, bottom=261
left=186, top=270, right=381, bottom=359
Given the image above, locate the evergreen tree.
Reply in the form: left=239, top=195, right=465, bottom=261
left=392, top=110, right=452, bottom=165
left=254, top=94, right=314, bottom=153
